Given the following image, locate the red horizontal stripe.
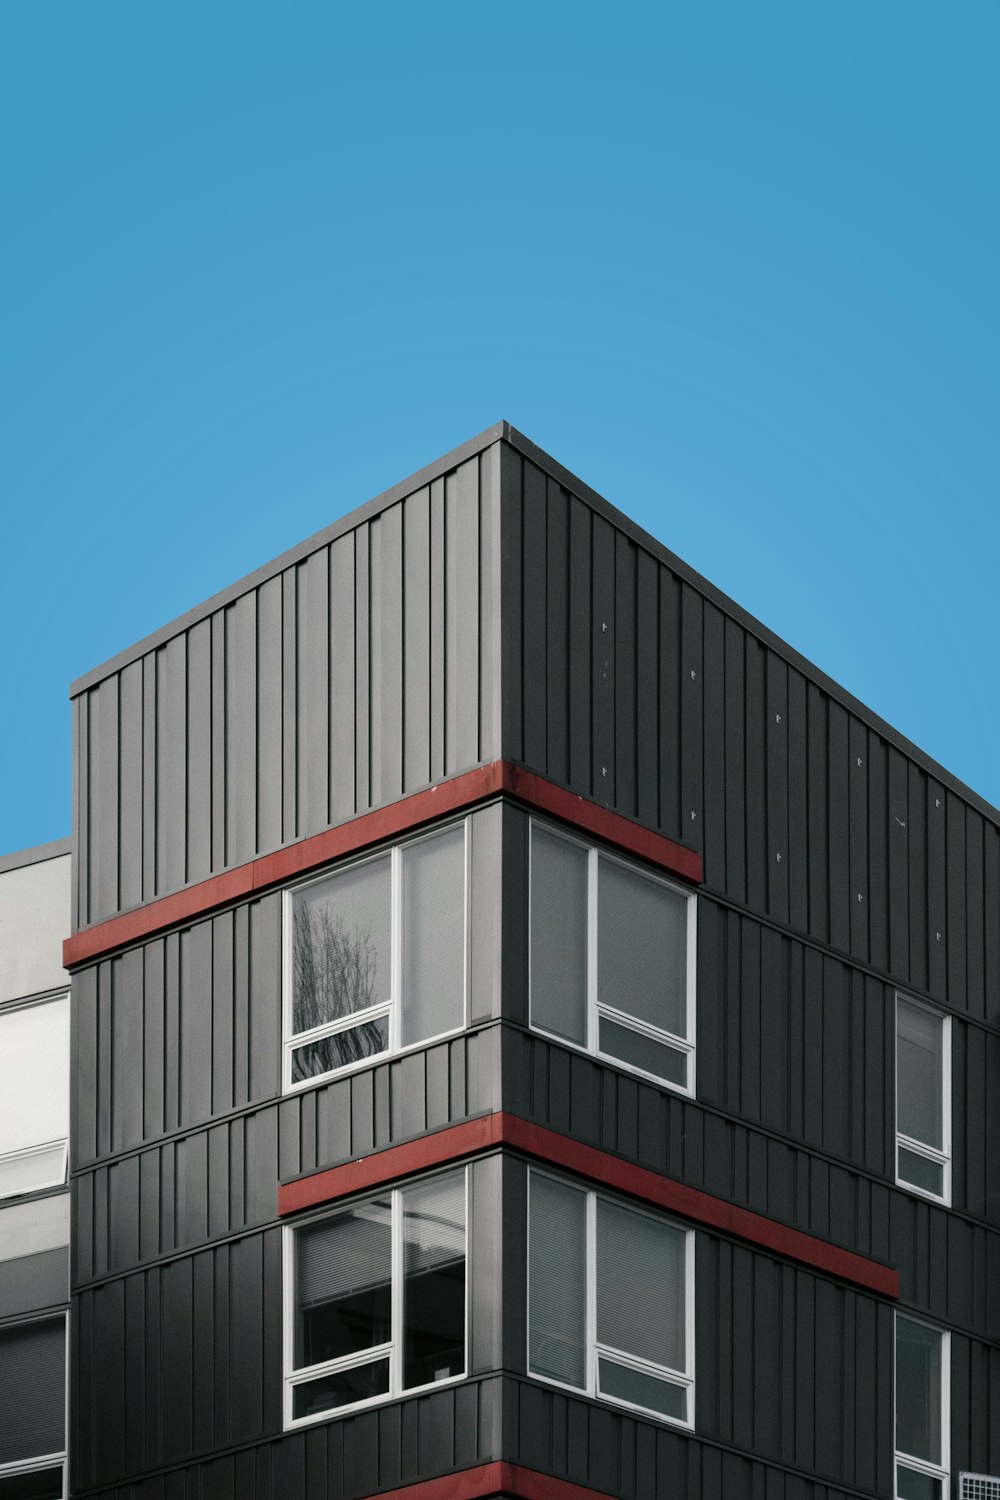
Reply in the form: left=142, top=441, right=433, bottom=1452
left=64, top=761, right=701, bottom=968
left=358, top=1461, right=616, bottom=1500
left=278, top=1112, right=899, bottom=1300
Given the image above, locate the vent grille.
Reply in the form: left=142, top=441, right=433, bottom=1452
left=960, top=1475, right=1000, bottom=1500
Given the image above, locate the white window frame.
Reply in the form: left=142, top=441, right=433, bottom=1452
left=282, top=818, right=470, bottom=1093
left=282, top=1165, right=469, bottom=1429
left=894, top=1310, right=950, bottom=1499
left=0, top=992, right=70, bottom=1202
left=526, top=1166, right=695, bottom=1430
left=528, top=819, right=697, bottom=1098
left=0, top=1309, right=69, bottom=1497
left=895, top=992, right=951, bottom=1207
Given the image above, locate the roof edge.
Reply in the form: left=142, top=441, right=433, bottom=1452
left=502, top=424, right=1000, bottom=830
left=0, top=837, right=72, bottom=875
left=69, top=421, right=508, bottom=699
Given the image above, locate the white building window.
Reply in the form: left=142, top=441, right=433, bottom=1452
left=0, top=995, right=70, bottom=1201
left=527, top=1167, right=694, bottom=1428
left=283, top=1167, right=467, bottom=1426
left=529, top=821, right=696, bottom=1095
left=895, top=994, right=950, bottom=1205
left=0, top=1312, right=67, bottom=1498
left=895, top=1312, right=949, bottom=1499
left=283, top=822, right=467, bottom=1091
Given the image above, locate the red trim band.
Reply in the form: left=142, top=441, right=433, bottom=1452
left=278, top=1112, right=899, bottom=1300
left=64, top=761, right=701, bottom=968
left=358, top=1462, right=615, bottom=1500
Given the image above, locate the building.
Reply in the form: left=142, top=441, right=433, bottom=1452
left=53, top=423, right=1000, bottom=1498
left=0, top=839, right=72, bottom=1499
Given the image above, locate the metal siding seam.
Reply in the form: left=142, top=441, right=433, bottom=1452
left=62, top=760, right=702, bottom=967
left=276, top=1111, right=899, bottom=1299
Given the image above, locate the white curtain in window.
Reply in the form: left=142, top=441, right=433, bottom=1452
left=598, top=860, right=687, bottom=1039
left=596, top=1198, right=685, bottom=1372
left=529, top=1173, right=587, bottom=1388
left=897, top=1001, right=943, bottom=1150
left=296, top=1199, right=392, bottom=1308
left=530, top=827, right=588, bottom=1046
left=401, top=828, right=465, bottom=1047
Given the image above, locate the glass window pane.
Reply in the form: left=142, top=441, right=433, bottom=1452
left=530, top=826, right=588, bottom=1047
left=0, top=998, right=69, bottom=1157
left=291, top=1016, right=389, bottom=1083
left=598, top=859, right=688, bottom=1039
left=895, top=1465, right=942, bottom=1500
left=291, top=1357, right=390, bottom=1419
left=0, top=1318, right=65, bottom=1465
left=598, top=1357, right=687, bottom=1421
left=0, top=1143, right=67, bottom=1201
left=598, top=1016, right=688, bottom=1088
left=895, top=1316, right=942, bottom=1465
left=529, top=1173, right=587, bottom=1388
left=401, top=828, right=465, bottom=1048
left=295, top=1198, right=391, bottom=1367
left=597, top=1198, right=686, bottom=1372
left=292, top=858, right=391, bottom=1037
left=402, top=1171, right=466, bottom=1389
left=0, top=1465, right=65, bottom=1500
left=897, top=1000, right=943, bottom=1151
left=897, top=1145, right=944, bottom=1199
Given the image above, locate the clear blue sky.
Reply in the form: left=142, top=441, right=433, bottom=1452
left=2, top=4, right=997, bottom=853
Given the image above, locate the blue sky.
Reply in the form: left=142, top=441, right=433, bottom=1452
left=1, top=4, right=997, bottom=852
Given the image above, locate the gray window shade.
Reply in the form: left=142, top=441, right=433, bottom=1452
left=402, top=1171, right=466, bottom=1389
left=529, top=1173, right=586, bottom=1388
left=400, top=828, right=465, bottom=1047
left=897, top=1001, right=944, bottom=1151
left=530, top=826, right=588, bottom=1046
left=0, top=1318, right=65, bottom=1465
left=296, top=1200, right=391, bottom=1308
left=293, top=858, right=391, bottom=1036
left=402, top=1172, right=465, bottom=1276
left=896, top=1316, right=942, bottom=1465
left=598, top=859, right=687, bottom=1039
left=597, top=1198, right=685, bottom=1372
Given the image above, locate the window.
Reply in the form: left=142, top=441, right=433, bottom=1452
left=527, top=1167, right=694, bottom=1428
left=0, top=996, right=70, bottom=1201
left=284, top=1168, right=467, bottom=1425
left=895, top=994, right=950, bottom=1204
left=895, top=1313, right=949, bottom=1499
left=530, top=821, right=696, bottom=1094
left=0, top=1314, right=67, bottom=1499
left=283, top=822, right=467, bottom=1090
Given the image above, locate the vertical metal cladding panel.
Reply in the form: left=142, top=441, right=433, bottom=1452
left=71, top=1380, right=503, bottom=1500
left=72, top=448, right=500, bottom=927
left=73, top=1167, right=502, bottom=1493
left=500, top=442, right=1000, bottom=1023
left=693, top=1237, right=893, bottom=1495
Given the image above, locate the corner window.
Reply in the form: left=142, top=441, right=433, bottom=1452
left=529, top=821, right=696, bottom=1095
left=527, top=1167, right=694, bottom=1428
left=0, top=996, right=69, bottom=1201
left=284, top=1168, right=467, bottom=1425
left=0, top=1313, right=67, bottom=1498
left=895, top=995, right=950, bottom=1204
left=283, top=822, right=467, bottom=1090
left=895, top=1313, right=949, bottom=1499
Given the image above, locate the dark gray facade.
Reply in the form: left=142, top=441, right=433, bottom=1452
left=66, top=425, right=999, bottom=1500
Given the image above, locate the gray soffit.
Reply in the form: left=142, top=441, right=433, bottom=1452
left=0, top=838, right=72, bottom=875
